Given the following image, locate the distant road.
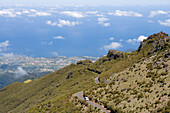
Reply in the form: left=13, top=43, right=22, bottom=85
left=77, top=91, right=109, bottom=113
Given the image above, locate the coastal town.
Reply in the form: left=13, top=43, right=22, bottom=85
left=0, top=56, right=98, bottom=74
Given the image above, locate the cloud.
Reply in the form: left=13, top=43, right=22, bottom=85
left=53, top=36, right=65, bottom=39
left=41, top=41, right=53, bottom=46
left=22, top=10, right=30, bottom=14
left=109, top=10, right=143, bottom=17
left=109, top=37, right=114, bottom=40
left=15, top=67, right=28, bottom=78
left=98, top=17, right=110, bottom=27
left=0, top=9, right=18, bottom=17
left=60, top=11, right=85, bottom=18
left=0, top=8, right=51, bottom=17
left=28, top=11, right=51, bottom=17
left=149, top=10, right=170, bottom=17
left=46, top=19, right=82, bottom=27
left=1, top=53, right=15, bottom=57
left=103, top=42, right=122, bottom=50
left=0, top=40, right=10, bottom=52
left=85, top=11, right=98, bottom=15
left=126, top=35, right=147, bottom=43
left=119, top=39, right=123, bottom=42
left=158, top=19, right=170, bottom=27
left=52, top=52, right=59, bottom=56
left=137, top=35, right=147, bottom=42
left=0, top=40, right=9, bottom=48
left=46, top=20, right=57, bottom=26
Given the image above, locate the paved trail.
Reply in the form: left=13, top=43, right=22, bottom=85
left=77, top=91, right=109, bottom=113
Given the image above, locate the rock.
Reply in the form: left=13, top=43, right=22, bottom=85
left=107, top=50, right=125, bottom=61
left=66, top=71, right=73, bottom=79
left=164, top=52, right=170, bottom=58
left=138, top=31, right=170, bottom=54
left=163, top=64, right=168, bottom=68
left=77, top=60, right=92, bottom=65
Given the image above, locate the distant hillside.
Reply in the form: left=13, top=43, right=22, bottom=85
left=0, top=56, right=98, bottom=90
left=0, top=32, right=169, bottom=113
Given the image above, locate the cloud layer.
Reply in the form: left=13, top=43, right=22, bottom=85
left=109, top=10, right=143, bottom=17
left=46, top=19, right=81, bottom=27
left=158, top=19, right=170, bottom=27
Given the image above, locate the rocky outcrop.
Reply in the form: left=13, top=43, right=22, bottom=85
left=107, top=50, right=125, bottom=61
left=66, top=71, right=73, bottom=79
left=77, top=60, right=93, bottom=65
left=138, top=31, right=170, bottom=55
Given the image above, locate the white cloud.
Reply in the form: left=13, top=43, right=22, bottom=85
left=85, top=11, right=98, bottom=15
left=1, top=53, right=15, bottom=57
left=22, top=10, right=30, bottom=14
left=46, top=19, right=81, bottom=27
left=104, top=42, right=122, bottom=50
left=149, top=10, right=170, bottom=17
left=41, top=41, right=53, bottom=46
left=46, top=20, right=57, bottom=26
left=0, top=40, right=9, bottom=48
left=119, top=39, right=123, bottom=42
left=137, top=35, right=147, bottom=42
left=0, top=40, right=10, bottom=52
left=60, top=11, right=85, bottom=18
left=109, top=10, right=143, bottom=17
left=126, top=35, right=147, bottom=43
left=98, top=17, right=110, bottom=27
left=30, top=9, right=37, bottom=12
left=57, top=19, right=81, bottom=27
left=158, top=19, right=170, bottom=27
left=109, top=37, right=114, bottom=40
left=0, top=9, right=18, bottom=17
left=0, top=8, right=51, bottom=17
left=148, top=20, right=154, bottom=23
left=28, top=11, right=51, bottom=17
left=15, top=67, right=28, bottom=78
left=52, top=52, right=59, bottom=56
left=53, top=36, right=65, bottom=39
left=98, top=17, right=109, bottom=22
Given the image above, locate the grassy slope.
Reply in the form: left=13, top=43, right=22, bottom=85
left=0, top=63, right=98, bottom=113
left=84, top=50, right=170, bottom=112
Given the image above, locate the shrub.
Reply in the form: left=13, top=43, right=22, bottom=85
left=147, top=63, right=153, bottom=70
left=155, top=100, right=161, bottom=104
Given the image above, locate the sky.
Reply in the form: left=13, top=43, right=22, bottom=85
left=1, top=0, right=170, bottom=6
left=0, top=1, right=170, bottom=57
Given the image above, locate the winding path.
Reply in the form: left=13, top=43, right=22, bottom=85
left=95, top=76, right=99, bottom=84
left=77, top=91, right=109, bottom=113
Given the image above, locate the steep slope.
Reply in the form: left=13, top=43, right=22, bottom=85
left=76, top=32, right=170, bottom=112
left=0, top=32, right=169, bottom=113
